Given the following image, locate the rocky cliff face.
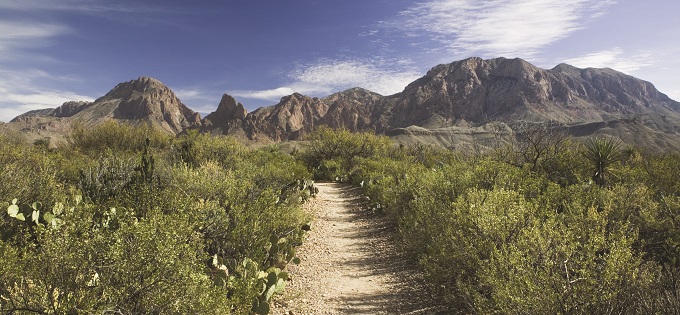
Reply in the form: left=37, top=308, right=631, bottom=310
left=7, top=76, right=201, bottom=137
left=200, top=88, right=381, bottom=141
left=7, top=57, right=680, bottom=150
left=241, top=93, right=329, bottom=141
left=94, top=76, right=201, bottom=134
left=53, top=101, right=92, bottom=117
left=201, top=94, right=247, bottom=135
left=371, top=57, right=680, bottom=132
left=319, top=88, right=382, bottom=132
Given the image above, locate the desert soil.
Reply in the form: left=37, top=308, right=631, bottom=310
left=271, top=182, right=448, bottom=315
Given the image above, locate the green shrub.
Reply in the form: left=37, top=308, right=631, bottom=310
left=2, top=125, right=312, bottom=314
left=68, top=120, right=170, bottom=153
left=300, top=126, right=391, bottom=180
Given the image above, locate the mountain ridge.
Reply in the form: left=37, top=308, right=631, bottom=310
left=5, top=58, right=680, bottom=150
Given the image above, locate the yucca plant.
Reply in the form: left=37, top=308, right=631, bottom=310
left=582, top=136, right=623, bottom=187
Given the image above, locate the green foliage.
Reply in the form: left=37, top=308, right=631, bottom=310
left=300, top=126, right=391, bottom=180
left=299, top=128, right=680, bottom=314
left=68, top=120, right=170, bottom=153
left=0, top=125, right=312, bottom=314
left=172, top=130, right=245, bottom=168
left=582, top=136, right=624, bottom=186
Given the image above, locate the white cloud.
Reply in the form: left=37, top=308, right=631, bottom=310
left=232, top=87, right=297, bottom=101
left=0, top=0, right=154, bottom=14
left=0, top=69, right=95, bottom=122
left=396, top=0, right=615, bottom=58
left=174, top=89, right=202, bottom=99
left=0, top=21, right=69, bottom=60
left=232, top=59, right=421, bottom=102
left=668, top=89, right=680, bottom=102
left=174, top=88, right=227, bottom=114
left=561, top=47, right=655, bottom=73
left=0, top=90, right=94, bottom=122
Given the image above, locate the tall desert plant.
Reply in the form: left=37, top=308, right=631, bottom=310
left=582, top=136, right=623, bottom=187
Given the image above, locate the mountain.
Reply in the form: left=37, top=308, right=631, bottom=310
left=372, top=57, right=679, bottom=130
left=199, top=88, right=383, bottom=141
left=198, top=57, right=680, bottom=150
left=364, top=57, right=680, bottom=150
left=5, top=77, right=201, bottom=143
left=319, top=87, right=382, bottom=132
left=241, top=93, right=329, bottom=141
left=6, top=57, right=680, bottom=151
left=80, top=76, right=201, bottom=134
left=201, top=93, right=248, bottom=136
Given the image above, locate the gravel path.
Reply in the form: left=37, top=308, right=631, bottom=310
left=272, top=182, right=448, bottom=315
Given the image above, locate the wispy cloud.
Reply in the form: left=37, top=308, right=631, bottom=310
left=232, top=59, right=421, bottom=102
left=0, top=69, right=94, bottom=122
left=174, top=88, right=225, bottom=113
left=561, top=47, right=655, bottom=73
left=233, top=87, right=297, bottom=101
left=0, top=21, right=70, bottom=60
left=0, top=0, right=162, bottom=14
left=0, top=0, right=141, bottom=122
left=395, top=0, right=615, bottom=58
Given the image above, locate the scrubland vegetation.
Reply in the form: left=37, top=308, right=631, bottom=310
left=1, top=122, right=313, bottom=314
left=303, top=126, right=680, bottom=314
left=2, top=122, right=680, bottom=314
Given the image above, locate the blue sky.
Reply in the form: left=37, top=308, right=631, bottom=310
left=1, top=0, right=679, bottom=122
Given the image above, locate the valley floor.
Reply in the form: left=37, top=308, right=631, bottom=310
left=272, top=183, right=448, bottom=315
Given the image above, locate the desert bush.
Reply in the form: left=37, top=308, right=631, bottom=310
left=300, top=126, right=391, bottom=180
left=0, top=197, right=232, bottom=314
left=0, top=137, right=63, bottom=210
left=2, top=125, right=311, bottom=314
left=298, top=128, right=680, bottom=314
left=68, top=120, right=170, bottom=153
left=171, top=130, right=245, bottom=168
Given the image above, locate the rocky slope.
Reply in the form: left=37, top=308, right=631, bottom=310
left=6, top=57, right=680, bottom=150
left=6, top=77, right=201, bottom=140
left=83, top=76, right=201, bottom=134
left=241, top=93, right=329, bottom=141
left=371, top=57, right=679, bottom=131
left=201, top=93, right=248, bottom=136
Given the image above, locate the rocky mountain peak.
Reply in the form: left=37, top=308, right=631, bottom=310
left=53, top=101, right=92, bottom=117
left=551, top=63, right=582, bottom=75
left=323, top=87, right=382, bottom=102
left=101, top=76, right=169, bottom=101
left=215, top=94, right=247, bottom=119
left=201, top=94, right=248, bottom=135
left=6, top=57, right=680, bottom=151
left=63, top=76, right=201, bottom=135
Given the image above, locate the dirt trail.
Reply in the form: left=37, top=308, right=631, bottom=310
left=272, top=183, right=447, bottom=315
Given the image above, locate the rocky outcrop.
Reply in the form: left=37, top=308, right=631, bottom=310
left=7, top=76, right=201, bottom=136
left=371, top=57, right=680, bottom=132
left=54, top=101, right=92, bottom=117
left=101, top=76, right=200, bottom=134
left=201, top=94, right=247, bottom=135
left=6, top=57, right=680, bottom=150
left=242, top=93, right=329, bottom=141
left=10, top=101, right=92, bottom=123
left=200, top=88, right=381, bottom=141
left=319, top=88, right=382, bottom=132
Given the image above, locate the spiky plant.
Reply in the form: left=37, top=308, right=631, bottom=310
left=582, top=136, right=623, bottom=187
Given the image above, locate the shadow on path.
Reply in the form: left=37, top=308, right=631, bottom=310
left=321, top=183, right=449, bottom=314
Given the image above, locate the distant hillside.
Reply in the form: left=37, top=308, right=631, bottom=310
left=5, top=58, right=680, bottom=151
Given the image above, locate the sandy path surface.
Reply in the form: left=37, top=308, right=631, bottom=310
left=272, top=183, right=447, bottom=315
